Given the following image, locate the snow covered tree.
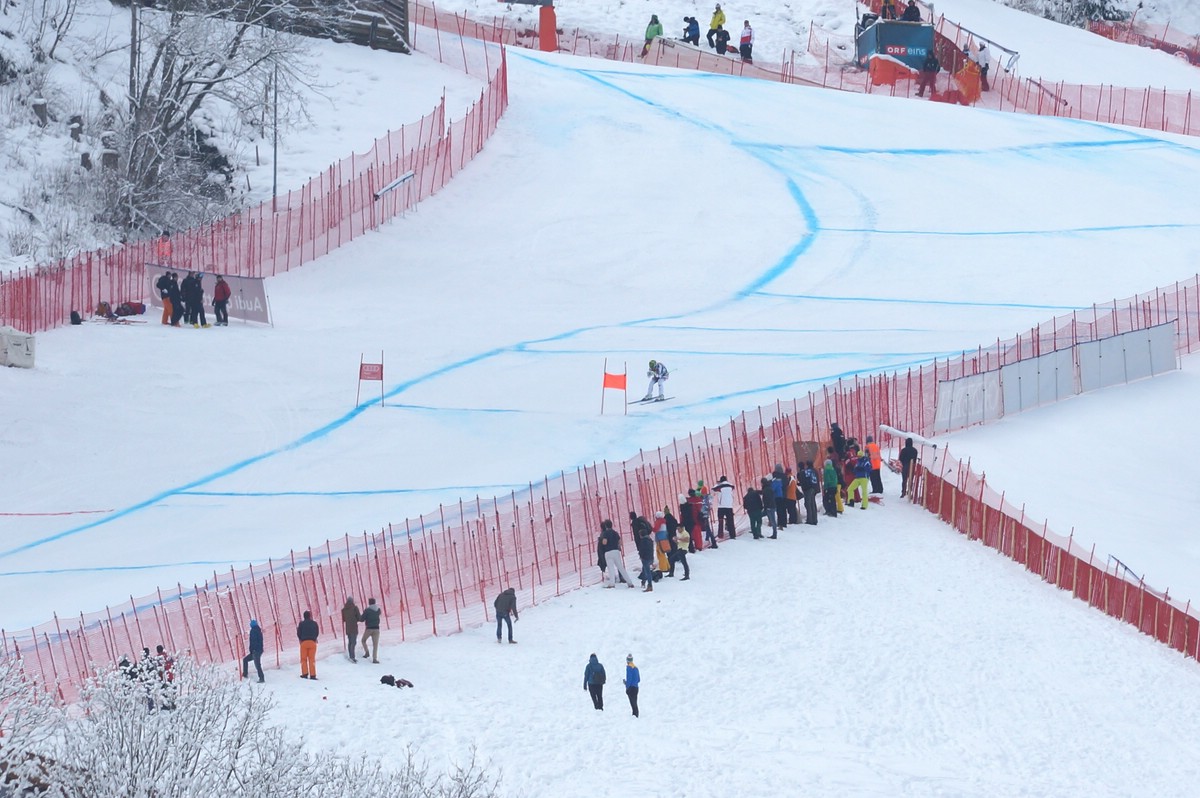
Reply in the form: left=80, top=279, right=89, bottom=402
left=0, top=657, right=60, bottom=794
left=1002, top=0, right=1130, bottom=27
left=108, top=0, right=335, bottom=232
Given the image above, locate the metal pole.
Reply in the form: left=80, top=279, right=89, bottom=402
left=272, top=60, right=279, bottom=213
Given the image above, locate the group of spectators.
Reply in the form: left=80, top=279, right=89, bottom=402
left=154, top=270, right=231, bottom=328
left=646, top=4, right=755, bottom=63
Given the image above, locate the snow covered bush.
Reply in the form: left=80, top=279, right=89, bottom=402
left=0, top=655, right=502, bottom=797
left=1000, top=0, right=1130, bottom=27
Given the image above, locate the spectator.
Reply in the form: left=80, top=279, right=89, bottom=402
left=179, top=272, right=196, bottom=326
left=634, top=522, right=656, bottom=592
left=822, top=459, right=840, bottom=517
left=494, top=587, right=519, bottom=643
left=341, top=597, right=361, bottom=663
left=881, top=0, right=898, bottom=19
left=801, top=461, right=821, bottom=525
left=167, top=272, right=183, bottom=326
left=642, top=15, right=663, bottom=58
left=830, top=422, right=848, bottom=460
left=653, top=511, right=672, bottom=571
left=739, top=20, right=754, bottom=63
left=683, top=16, right=700, bottom=46
left=742, top=483, right=764, bottom=539
left=212, top=275, right=231, bottom=326
left=902, top=0, right=922, bottom=21
left=713, top=475, right=736, bottom=539
left=242, top=619, right=265, bottom=682
left=155, top=231, right=173, bottom=265
left=771, top=465, right=787, bottom=530
left=584, top=653, right=606, bottom=710
left=850, top=449, right=872, bottom=510
left=155, top=271, right=173, bottom=325
left=599, top=519, right=635, bottom=588
left=191, top=273, right=209, bottom=328
left=297, top=610, right=319, bottom=680
left=361, top=598, right=382, bottom=662
left=715, top=25, right=732, bottom=55
left=783, top=468, right=800, bottom=525
left=706, top=3, right=726, bottom=49
left=623, top=654, right=641, bottom=717
left=760, top=476, right=778, bottom=538
left=697, top=480, right=717, bottom=549
left=866, top=436, right=884, bottom=494
left=686, top=489, right=705, bottom=551
left=917, top=48, right=940, bottom=97
left=669, top=522, right=691, bottom=579
left=899, top=437, right=919, bottom=497
left=827, top=445, right=846, bottom=513
left=973, top=42, right=991, bottom=91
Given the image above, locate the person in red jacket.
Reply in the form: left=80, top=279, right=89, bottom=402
left=686, top=489, right=705, bottom=551
left=739, top=20, right=754, bottom=63
left=212, top=274, right=232, bottom=326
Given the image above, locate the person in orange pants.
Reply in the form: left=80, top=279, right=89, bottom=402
left=155, top=271, right=173, bottom=325
left=297, top=610, right=320, bottom=680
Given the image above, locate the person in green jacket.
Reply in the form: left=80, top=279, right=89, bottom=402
left=642, top=15, right=663, bottom=58
left=822, top=459, right=840, bottom=517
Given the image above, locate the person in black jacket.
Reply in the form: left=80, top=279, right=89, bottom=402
left=167, top=273, right=184, bottom=326
left=494, top=587, right=519, bottom=644
left=242, top=619, right=265, bottom=682
left=598, top=520, right=635, bottom=588
left=714, top=25, right=731, bottom=55
left=917, top=50, right=940, bottom=97
left=901, top=0, right=922, bottom=21
left=297, top=610, right=320, bottom=680
left=742, top=485, right=764, bottom=539
left=899, top=437, right=920, bottom=497
left=189, top=273, right=209, bottom=328
left=760, top=476, right=778, bottom=538
left=179, top=272, right=195, bottom=325
left=830, top=422, right=848, bottom=460
left=634, top=523, right=656, bottom=592
left=155, top=272, right=173, bottom=325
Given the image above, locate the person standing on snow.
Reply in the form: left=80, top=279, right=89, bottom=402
left=494, top=587, right=519, bottom=644
left=341, top=597, right=361, bottom=662
left=697, top=480, right=718, bottom=549
left=783, top=468, right=800, bottom=525
left=849, top=449, right=873, bottom=510
left=360, top=598, right=382, bottom=661
left=822, top=459, right=840, bottom=517
left=212, top=274, right=231, bottom=326
left=771, top=465, right=787, bottom=531
left=683, top=16, right=700, bottom=45
left=739, top=20, right=754, bottom=63
left=167, top=272, right=184, bottom=326
left=714, top=25, right=732, bottom=55
left=742, top=482, right=764, bottom=539
left=799, top=461, right=821, bottom=525
left=643, top=359, right=669, bottom=401
left=599, top=519, right=635, bottom=588
left=901, top=0, right=922, bottom=21
left=880, top=0, right=898, bottom=19
left=653, top=512, right=672, bottom=571
left=669, top=522, right=691, bottom=579
left=866, top=436, right=884, bottom=494
left=623, top=654, right=641, bottom=717
left=713, top=475, right=736, bottom=539
left=830, top=422, right=848, bottom=460
left=972, top=42, right=991, bottom=91
left=155, top=271, right=173, bottom=325
left=584, top=654, right=606, bottom=710
left=686, top=489, right=705, bottom=551
left=634, top=523, right=656, bottom=592
left=242, top=619, right=265, bottom=682
left=641, top=15, right=663, bottom=58
left=917, top=49, right=940, bottom=97
left=899, top=437, right=919, bottom=497
left=706, top=3, right=726, bottom=49
left=297, top=610, right=320, bottom=680
left=760, top=476, right=778, bottom=538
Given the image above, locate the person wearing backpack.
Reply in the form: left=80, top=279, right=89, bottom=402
left=494, top=587, right=518, bottom=644
left=801, top=461, right=821, bottom=525
left=583, top=654, right=606, bottom=710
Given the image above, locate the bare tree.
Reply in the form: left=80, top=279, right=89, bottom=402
left=20, top=0, right=81, bottom=63
left=111, top=0, right=330, bottom=232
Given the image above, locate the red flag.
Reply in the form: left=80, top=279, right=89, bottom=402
left=602, top=372, right=626, bottom=390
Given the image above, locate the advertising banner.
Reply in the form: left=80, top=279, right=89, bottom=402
left=145, top=263, right=271, bottom=325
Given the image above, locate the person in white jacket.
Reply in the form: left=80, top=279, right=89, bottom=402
left=642, top=359, right=669, bottom=401
left=739, top=20, right=754, bottom=63
left=713, top=476, right=736, bottom=538
left=972, top=42, right=990, bottom=91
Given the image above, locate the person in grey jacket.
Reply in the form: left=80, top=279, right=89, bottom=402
left=494, top=587, right=519, bottom=644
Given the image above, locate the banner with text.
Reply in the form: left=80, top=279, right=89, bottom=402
left=145, top=263, right=271, bottom=325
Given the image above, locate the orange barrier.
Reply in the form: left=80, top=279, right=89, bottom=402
left=9, top=274, right=1200, bottom=699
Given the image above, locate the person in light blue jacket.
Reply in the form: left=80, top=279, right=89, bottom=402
left=623, top=654, right=641, bottom=717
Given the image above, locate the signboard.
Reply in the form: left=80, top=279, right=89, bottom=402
left=145, top=263, right=272, bottom=325
left=856, top=20, right=935, bottom=71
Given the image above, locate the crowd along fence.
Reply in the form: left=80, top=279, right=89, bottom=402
left=7, top=274, right=1200, bottom=700
left=0, top=16, right=509, bottom=335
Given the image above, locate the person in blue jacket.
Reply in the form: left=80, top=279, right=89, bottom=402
left=623, top=654, right=641, bottom=717
left=683, top=16, right=700, bottom=45
left=242, top=619, right=265, bottom=682
left=584, top=653, right=606, bottom=710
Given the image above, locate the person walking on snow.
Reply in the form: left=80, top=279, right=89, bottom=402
left=643, top=359, right=669, bottom=401
left=641, top=15, right=663, bottom=58
left=297, top=610, right=319, bottom=680
left=361, top=598, right=382, bottom=662
left=739, top=20, right=754, bottom=63
left=706, top=3, right=726, bottom=49
left=624, top=654, right=641, bottom=717
left=742, top=483, right=763, bottom=539
left=584, top=654, right=606, bottom=710
left=599, top=519, right=636, bottom=588
left=713, top=476, right=736, bottom=538
left=899, top=437, right=919, bottom=497
left=242, top=619, right=265, bottom=682
left=494, top=587, right=519, bottom=643
left=341, top=597, right=361, bottom=662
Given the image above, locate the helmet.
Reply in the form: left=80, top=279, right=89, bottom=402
left=649, top=359, right=657, bottom=368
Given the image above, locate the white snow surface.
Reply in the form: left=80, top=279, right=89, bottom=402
left=3, top=3, right=1200, bottom=795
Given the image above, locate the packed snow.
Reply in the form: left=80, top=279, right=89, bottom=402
left=3, top=0, right=1200, bottom=794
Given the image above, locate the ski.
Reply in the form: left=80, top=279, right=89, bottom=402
left=635, top=396, right=674, bottom=404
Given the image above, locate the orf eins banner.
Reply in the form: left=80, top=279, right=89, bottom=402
left=145, top=263, right=272, bottom=325
left=863, top=21, right=935, bottom=71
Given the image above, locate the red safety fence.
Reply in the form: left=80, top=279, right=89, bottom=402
left=911, top=448, right=1200, bottom=661
left=1090, top=18, right=1200, bottom=68
left=0, top=14, right=509, bottom=335
left=8, top=273, right=1200, bottom=699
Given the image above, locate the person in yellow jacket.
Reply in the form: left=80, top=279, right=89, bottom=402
left=706, top=4, right=726, bottom=49
left=670, top=525, right=691, bottom=580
